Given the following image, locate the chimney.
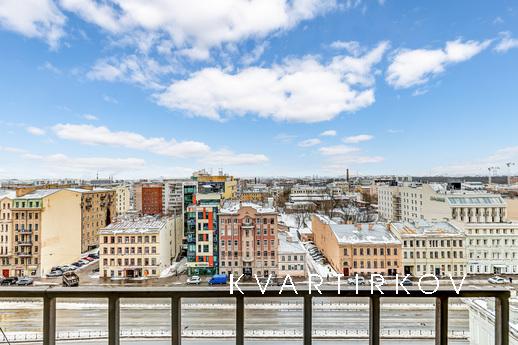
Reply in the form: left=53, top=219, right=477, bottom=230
left=368, top=223, right=374, bottom=231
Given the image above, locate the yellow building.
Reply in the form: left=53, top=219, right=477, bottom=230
left=11, top=189, right=82, bottom=277
left=0, top=191, right=15, bottom=277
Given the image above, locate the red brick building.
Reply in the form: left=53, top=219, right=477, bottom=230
left=135, top=183, right=163, bottom=215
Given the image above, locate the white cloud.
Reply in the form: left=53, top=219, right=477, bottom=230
left=343, top=134, right=373, bottom=143
left=58, top=0, right=337, bottom=59
left=156, top=41, right=389, bottom=122
left=51, top=123, right=268, bottom=166
left=387, top=128, right=404, bottom=134
left=0, top=146, right=27, bottom=154
left=40, top=61, right=62, bottom=74
left=26, top=126, right=46, bottom=136
left=329, top=40, right=362, bottom=56
left=87, top=55, right=175, bottom=89
left=298, top=138, right=321, bottom=147
left=204, top=149, right=269, bottom=166
left=52, top=123, right=210, bottom=157
left=386, top=39, right=491, bottom=89
left=0, top=0, right=65, bottom=48
left=319, top=145, right=360, bottom=155
left=102, top=95, right=118, bottom=104
left=82, top=114, right=98, bottom=121
left=274, top=133, right=297, bottom=143
left=494, top=32, right=518, bottom=53
left=24, top=152, right=146, bottom=174
left=320, top=130, right=337, bottom=137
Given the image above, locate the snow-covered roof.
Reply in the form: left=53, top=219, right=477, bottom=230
left=278, top=231, right=306, bottom=254
left=329, top=223, right=401, bottom=244
left=66, top=187, right=113, bottom=193
left=446, top=195, right=505, bottom=206
left=220, top=201, right=275, bottom=214
left=0, top=190, right=16, bottom=199
left=14, top=189, right=61, bottom=199
left=391, top=220, right=463, bottom=237
left=99, top=216, right=166, bottom=234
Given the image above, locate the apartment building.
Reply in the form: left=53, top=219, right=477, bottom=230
left=0, top=191, right=15, bottom=277
left=185, top=193, right=221, bottom=275
left=11, top=189, right=82, bottom=277
left=390, top=221, right=467, bottom=277
left=378, top=183, right=507, bottom=223
left=99, top=215, right=176, bottom=278
left=218, top=202, right=279, bottom=278
left=74, top=187, right=115, bottom=252
left=135, top=183, right=164, bottom=215
left=312, top=215, right=402, bottom=277
left=162, top=180, right=186, bottom=216
left=278, top=230, right=307, bottom=278
left=114, top=184, right=131, bottom=216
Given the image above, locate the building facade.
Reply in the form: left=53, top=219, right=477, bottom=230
left=390, top=221, right=467, bottom=277
left=99, top=215, right=175, bottom=278
left=135, top=183, right=164, bottom=215
left=278, top=230, right=306, bottom=278
left=114, top=185, right=131, bottom=216
left=0, top=191, right=15, bottom=277
left=312, top=215, right=402, bottom=277
left=185, top=193, right=221, bottom=275
left=218, top=203, right=279, bottom=278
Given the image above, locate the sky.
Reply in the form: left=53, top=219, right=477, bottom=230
left=1, top=0, right=518, bottom=180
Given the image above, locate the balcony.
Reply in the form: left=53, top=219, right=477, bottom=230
left=0, top=286, right=510, bottom=345
left=16, top=252, right=33, bottom=257
left=17, top=240, right=33, bottom=246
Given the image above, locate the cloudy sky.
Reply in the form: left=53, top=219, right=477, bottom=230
left=1, top=0, right=518, bottom=179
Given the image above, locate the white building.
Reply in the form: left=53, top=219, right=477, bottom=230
left=390, top=220, right=467, bottom=277
left=99, top=215, right=176, bottom=278
left=278, top=230, right=307, bottom=278
left=467, top=297, right=518, bottom=345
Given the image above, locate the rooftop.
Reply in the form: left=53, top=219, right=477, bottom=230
left=329, top=223, right=400, bottom=244
left=220, top=201, right=276, bottom=214
left=391, top=220, right=463, bottom=237
left=99, top=216, right=166, bottom=234
left=278, top=231, right=306, bottom=254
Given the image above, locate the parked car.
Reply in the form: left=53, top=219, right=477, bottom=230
left=1, top=277, right=18, bottom=286
left=208, top=274, right=228, bottom=285
left=46, top=270, right=63, bottom=278
left=347, top=276, right=366, bottom=285
left=187, top=275, right=201, bottom=285
left=401, top=278, right=413, bottom=286
left=82, top=257, right=95, bottom=262
left=88, top=253, right=99, bottom=259
left=72, top=261, right=84, bottom=267
left=16, top=277, right=34, bottom=286
left=60, top=265, right=76, bottom=272
left=488, top=276, right=509, bottom=284
left=369, top=276, right=385, bottom=285
left=79, top=259, right=90, bottom=265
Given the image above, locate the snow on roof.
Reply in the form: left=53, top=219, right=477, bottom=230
left=220, top=201, right=275, bottom=214
left=0, top=190, right=16, bottom=199
left=278, top=231, right=306, bottom=254
left=329, top=223, right=401, bottom=244
left=391, top=220, right=463, bottom=237
left=99, top=216, right=167, bottom=234
left=446, top=195, right=505, bottom=206
left=15, top=189, right=61, bottom=199
left=66, top=187, right=113, bottom=193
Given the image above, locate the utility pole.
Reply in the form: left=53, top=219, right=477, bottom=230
left=506, top=162, right=515, bottom=185
left=488, top=166, right=500, bottom=185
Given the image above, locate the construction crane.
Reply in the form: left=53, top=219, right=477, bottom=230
left=488, top=166, right=500, bottom=185
left=506, top=162, right=516, bottom=185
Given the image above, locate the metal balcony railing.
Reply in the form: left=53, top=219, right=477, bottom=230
left=0, top=286, right=510, bottom=345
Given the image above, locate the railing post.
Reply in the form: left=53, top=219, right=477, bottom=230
left=495, top=295, right=509, bottom=345
left=43, top=296, right=56, bottom=345
left=236, top=294, right=244, bottom=345
left=108, top=296, right=120, bottom=345
left=171, top=296, right=181, bottom=345
left=435, top=296, right=448, bottom=345
left=304, top=294, right=312, bottom=345
left=369, top=295, right=380, bottom=345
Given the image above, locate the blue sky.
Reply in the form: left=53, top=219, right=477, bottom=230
left=1, top=0, right=518, bottom=179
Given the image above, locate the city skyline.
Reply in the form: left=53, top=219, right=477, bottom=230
left=1, top=1, right=518, bottom=179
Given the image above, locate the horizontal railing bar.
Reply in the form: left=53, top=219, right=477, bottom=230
left=0, top=287, right=510, bottom=299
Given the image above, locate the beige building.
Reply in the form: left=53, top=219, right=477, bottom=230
left=278, top=230, right=307, bottom=278
left=219, top=202, right=279, bottom=278
left=11, top=189, right=82, bottom=277
left=114, top=185, right=131, bottom=216
left=99, top=215, right=176, bottom=278
left=0, top=191, right=15, bottom=277
left=72, top=187, right=115, bottom=252
left=390, top=221, right=467, bottom=277
left=312, top=215, right=402, bottom=277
